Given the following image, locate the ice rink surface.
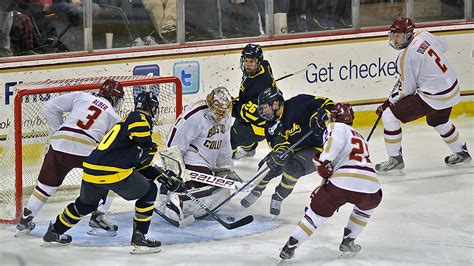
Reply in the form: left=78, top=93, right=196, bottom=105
left=0, top=118, right=472, bottom=266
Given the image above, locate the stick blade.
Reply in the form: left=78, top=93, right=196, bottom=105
left=221, top=215, right=254, bottom=230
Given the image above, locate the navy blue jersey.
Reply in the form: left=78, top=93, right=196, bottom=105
left=232, top=60, right=276, bottom=136
left=83, top=111, right=155, bottom=184
left=264, top=94, right=334, bottom=152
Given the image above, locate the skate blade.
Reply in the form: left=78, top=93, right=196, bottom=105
left=375, top=169, right=405, bottom=176
left=41, top=241, right=70, bottom=247
left=339, top=251, right=359, bottom=258
left=130, top=245, right=161, bottom=254
left=14, top=228, right=32, bottom=237
left=271, top=215, right=279, bottom=220
left=87, top=227, right=118, bottom=237
left=446, top=160, right=472, bottom=168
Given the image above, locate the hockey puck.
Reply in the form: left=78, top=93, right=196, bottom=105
left=226, top=216, right=235, bottom=221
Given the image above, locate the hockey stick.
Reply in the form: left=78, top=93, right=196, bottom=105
left=211, top=130, right=315, bottom=212
left=366, top=78, right=400, bottom=142
left=366, top=116, right=381, bottom=142
left=160, top=153, right=254, bottom=230
left=188, top=170, right=249, bottom=191
left=183, top=190, right=254, bottom=230
left=275, top=65, right=310, bottom=82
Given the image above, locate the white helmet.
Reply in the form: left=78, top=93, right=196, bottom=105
left=206, top=87, right=232, bottom=123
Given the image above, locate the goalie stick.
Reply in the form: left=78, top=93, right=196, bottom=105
left=153, top=207, right=195, bottom=227
left=159, top=152, right=254, bottom=230
left=211, top=130, right=315, bottom=212
left=187, top=170, right=249, bottom=191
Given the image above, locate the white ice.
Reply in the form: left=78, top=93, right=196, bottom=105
left=0, top=118, right=472, bottom=266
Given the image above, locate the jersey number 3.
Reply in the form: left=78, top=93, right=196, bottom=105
left=77, top=105, right=102, bottom=130
left=427, top=48, right=448, bottom=73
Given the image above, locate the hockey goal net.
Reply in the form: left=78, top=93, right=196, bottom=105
left=0, top=76, right=182, bottom=223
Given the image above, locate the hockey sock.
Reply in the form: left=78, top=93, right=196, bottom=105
left=54, top=203, right=84, bottom=234
left=433, top=121, right=463, bottom=153
left=289, top=206, right=328, bottom=247
left=345, top=206, right=375, bottom=239
left=134, top=182, right=157, bottom=234
left=26, top=182, right=58, bottom=217
left=382, top=108, right=402, bottom=157
left=254, top=172, right=275, bottom=192
left=275, top=172, right=299, bottom=199
left=134, top=200, right=154, bottom=234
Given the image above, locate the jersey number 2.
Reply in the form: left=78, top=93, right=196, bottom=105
left=427, top=48, right=448, bottom=73
left=349, top=138, right=371, bottom=163
left=77, top=105, right=102, bottom=130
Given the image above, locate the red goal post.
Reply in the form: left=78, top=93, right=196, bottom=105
left=0, top=76, right=182, bottom=223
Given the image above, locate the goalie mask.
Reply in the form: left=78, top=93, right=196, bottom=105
left=389, top=17, right=415, bottom=50
left=330, top=103, right=354, bottom=125
left=99, top=79, right=125, bottom=110
left=135, top=91, right=159, bottom=120
left=240, top=43, right=264, bottom=75
left=206, top=86, right=232, bottom=123
left=257, top=86, right=284, bottom=121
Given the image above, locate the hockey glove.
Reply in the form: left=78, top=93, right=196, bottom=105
left=157, top=169, right=186, bottom=193
left=310, top=109, right=331, bottom=136
left=137, top=142, right=158, bottom=167
left=375, top=100, right=391, bottom=116
left=315, top=159, right=334, bottom=178
left=259, top=148, right=289, bottom=174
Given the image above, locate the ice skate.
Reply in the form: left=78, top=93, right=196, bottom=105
left=87, top=211, right=118, bottom=237
left=130, top=225, right=161, bottom=254
left=445, top=143, right=472, bottom=166
left=240, top=189, right=262, bottom=208
left=339, top=228, right=361, bottom=256
left=15, top=208, right=35, bottom=237
left=232, top=147, right=256, bottom=160
left=279, top=236, right=298, bottom=260
left=42, top=222, right=72, bottom=247
left=270, top=193, right=284, bottom=217
left=375, top=155, right=404, bottom=174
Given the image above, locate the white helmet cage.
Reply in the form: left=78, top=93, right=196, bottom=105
left=206, top=87, right=233, bottom=123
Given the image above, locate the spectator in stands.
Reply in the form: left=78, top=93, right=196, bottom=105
left=220, top=0, right=261, bottom=38
left=0, top=0, right=37, bottom=56
left=295, top=0, right=309, bottom=32
left=311, top=0, right=337, bottom=30
left=142, top=0, right=176, bottom=43
left=335, top=0, right=352, bottom=28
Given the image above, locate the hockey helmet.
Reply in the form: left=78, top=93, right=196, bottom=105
left=389, top=17, right=415, bottom=50
left=257, top=86, right=284, bottom=121
left=99, top=79, right=125, bottom=110
left=240, top=43, right=264, bottom=74
left=330, top=103, right=354, bottom=125
left=135, top=91, right=159, bottom=120
left=206, top=86, right=233, bottom=123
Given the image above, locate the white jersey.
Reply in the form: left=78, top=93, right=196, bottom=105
left=166, top=100, right=233, bottom=169
left=319, top=122, right=380, bottom=193
left=396, top=31, right=460, bottom=110
left=43, top=91, right=120, bottom=156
